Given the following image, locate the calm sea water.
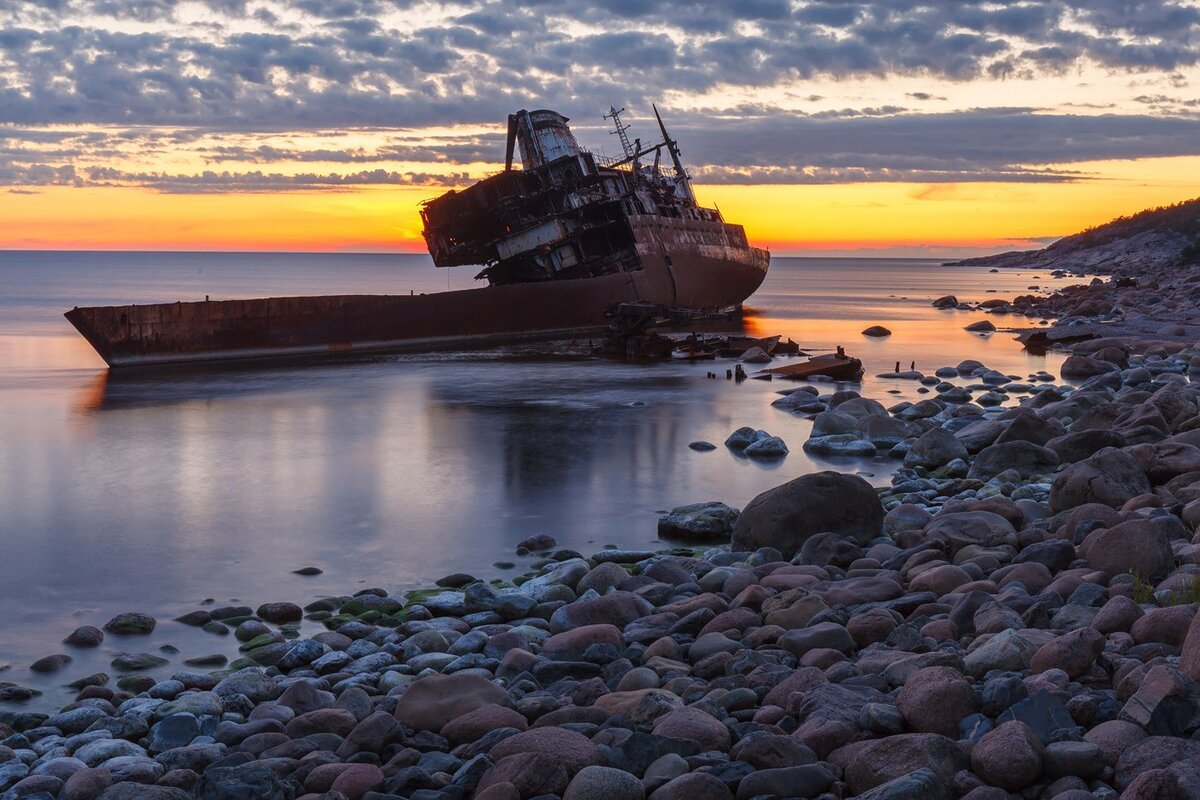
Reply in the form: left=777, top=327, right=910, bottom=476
left=0, top=251, right=1071, bottom=708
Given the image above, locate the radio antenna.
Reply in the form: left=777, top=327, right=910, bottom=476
left=604, top=105, right=636, bottom=159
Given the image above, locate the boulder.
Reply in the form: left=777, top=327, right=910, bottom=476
left=1047, top=429, right=1126, bottom=463
left=1030, top=627, right=1105, bottom=679
left=550, top=592, right=653, bottom=633
left=734, top=765, right=834, bottom=800
left=1049, top=447, right=1151, bottom=513
left=731, top=472, right=883, bottom=559
left=103, top=613, right=156, bottom=635
left=1061, top=355, right=1120, bottom=379
left=970, top=720, right=1044, bottom=791
left=478, top=753, right=570, bottom=798
left=393, top=673, right=508, bottom=732
left=904, top=428, right=968, bottom=470
left=968, top=441, right=1059, bottom=480
left=738, top=347, right=772, bottom=363
left=1181, top=607, right=1200, bottom=681
left=490, top=727, right=600, bottom=775
left=896, top=666, right=976, bottom=737
left=657, top=502, right=739, bottom=540
left=651, top=707, right=731, bottom=751
left=564, top=765, right=645, bottom=800
left=440, top=704, right=528, bottom=744
left=1084, top=518, right=1175, bottom=580
left=923, top=511, right=1016, bottom=555
left=829, top=733, right=967, bottom=794
left=649, top=773, right=732, bottom=800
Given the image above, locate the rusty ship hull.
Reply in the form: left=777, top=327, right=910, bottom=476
left=66, top=106, right=770, bottom=368
left=66, top=217, right=768, bottom=367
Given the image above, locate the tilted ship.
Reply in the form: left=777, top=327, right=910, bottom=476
left=65, top=106, right=770, bottom=367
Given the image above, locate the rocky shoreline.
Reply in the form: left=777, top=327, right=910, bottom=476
left=6, top=269, right=1200, bottom=799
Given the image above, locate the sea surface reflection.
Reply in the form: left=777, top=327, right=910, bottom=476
left=0, top=252, right=1072, bottom=708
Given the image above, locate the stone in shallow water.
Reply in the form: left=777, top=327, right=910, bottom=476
left=255, top=602, right=302, bottom=624
left=657, top=502, right=739, bottom=540
left=103, top=612, right=156, bottom=635
left=724, top=426, right=764, bottom=449
left=688, top=441, right=716, bottom=451
left=29, top=654, right=72, bottom=673
left=111, top=652, right=169, bottom=671
left=63, top=626, right=104, bottom=647
left=744, top=434, right=788, bottom=458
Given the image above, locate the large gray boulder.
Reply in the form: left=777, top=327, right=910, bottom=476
left=923, top=511, right=1017, bottom=555
left=904, top=428, right=968, bottom=470
left=657, top=502, right=739, bottom=540
left=1049, top=447, right=1150, bottom=513
left=968, top=440, right=1059, bottom=480
left=731, top=472, right=883, bottom=559
left=1084, top=518, right=1177, bottom=580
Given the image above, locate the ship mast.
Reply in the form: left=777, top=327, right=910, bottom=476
left=653, top=103, right=694, bottom=203
left=604, top=106, right=635, bottom=159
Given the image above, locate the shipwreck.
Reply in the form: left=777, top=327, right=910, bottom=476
left=66, top=106, right=770, bottom=367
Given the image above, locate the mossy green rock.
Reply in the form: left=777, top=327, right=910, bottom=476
left=103, top=612, right=156, bottom=635
left=111, top=652, right=169, bottom=671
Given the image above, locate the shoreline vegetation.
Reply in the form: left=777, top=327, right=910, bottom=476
left=6, top=203, right=1200, bottom=799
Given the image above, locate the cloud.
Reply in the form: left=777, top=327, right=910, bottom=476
left=0, top=0, right=1198, bottom=192
left=84, top=167, right=469, bottom=192
left=0, top=0, right=1198, bottom=132
left=660, top=108, right=1200, bottom=179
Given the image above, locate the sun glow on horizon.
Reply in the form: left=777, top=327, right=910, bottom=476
left=4, top=155, right=1198, bottom=258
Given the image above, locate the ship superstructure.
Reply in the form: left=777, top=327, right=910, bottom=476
left=420, top=106, right=756, bottom=292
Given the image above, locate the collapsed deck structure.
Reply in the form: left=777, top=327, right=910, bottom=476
left=66, top=106, right=770, bottom=367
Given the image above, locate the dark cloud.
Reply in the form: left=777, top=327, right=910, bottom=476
left=0, top=0, right=1197, bottom=192
left=198, top=135, right=505, bottom=164
left=1, top=0, right=1198, bottom=132
left=663, top=109, right=1200, bottom=177
left=85, top=167, right=468, bottom=192
left=1, top=107, right=1192, bottom=193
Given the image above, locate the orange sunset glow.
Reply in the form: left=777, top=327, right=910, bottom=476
left=4, top=154, right=1200, bottom=256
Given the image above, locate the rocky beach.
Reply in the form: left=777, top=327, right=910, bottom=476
left=6, top=247, right=1200, bottom=800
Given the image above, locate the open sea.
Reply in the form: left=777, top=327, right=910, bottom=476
left=0, top=251, right=1074, bottom=708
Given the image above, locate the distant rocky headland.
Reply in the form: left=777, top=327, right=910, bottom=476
left=949, top=197, right=1200, bottom=274
left=936, top=198, right=1200, bottom=354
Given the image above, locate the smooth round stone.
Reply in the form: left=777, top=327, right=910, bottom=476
left=30, top=654, right=72, bottom=673
left=103, top=613, right=156, bottom=635
left=63, top=626, right=104, bottom=647
left=256, top=602, right=302, bottom=624
left=564, top=765, right=645, bottom=800
left=111, top=652, right=169, bottom=671
left=615, top=667, right=659, bottom=692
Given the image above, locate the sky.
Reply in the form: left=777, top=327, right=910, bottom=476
left=1, top=0, right=1199, bottom=256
